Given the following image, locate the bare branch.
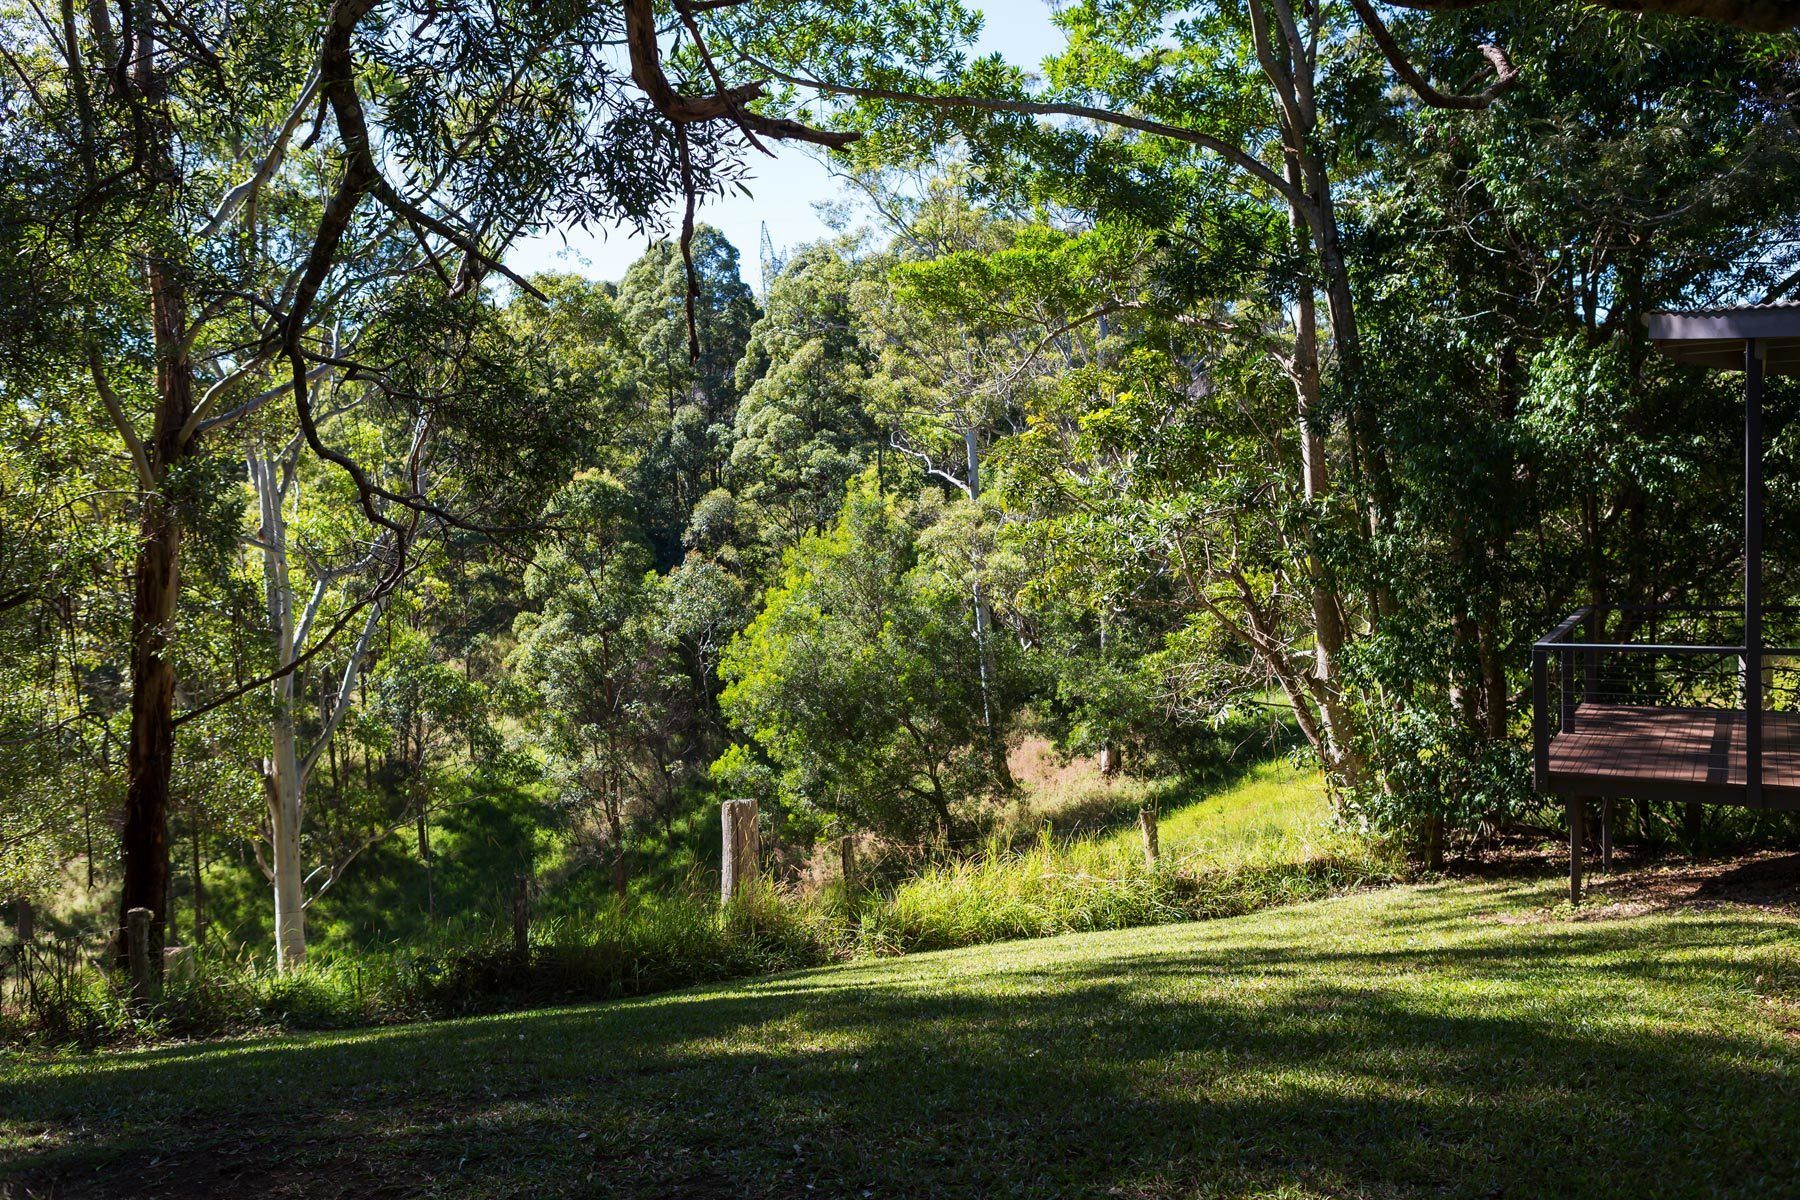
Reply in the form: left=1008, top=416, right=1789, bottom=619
left=199, top=65, right=322, bottom=239
left=1347, top=0, right=1520, bottom=111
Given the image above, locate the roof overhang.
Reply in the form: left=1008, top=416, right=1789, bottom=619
left=1645, top=305, right=1800, bottom=374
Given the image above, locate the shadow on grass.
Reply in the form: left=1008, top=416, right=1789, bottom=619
left=3, top=886, right=1795, bottom=1199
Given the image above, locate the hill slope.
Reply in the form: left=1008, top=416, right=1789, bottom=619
left=4, top=865, right=1797, bottom=1199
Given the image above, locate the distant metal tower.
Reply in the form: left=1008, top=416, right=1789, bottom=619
left=758, top=221, right=784, bottom=297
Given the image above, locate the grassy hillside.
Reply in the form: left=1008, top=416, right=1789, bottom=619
left=1100, top=758, right=1343, bottom=865
left=864, top=760, right=1392, bottom=952
left=5, top=868, right=1796, bottom=1198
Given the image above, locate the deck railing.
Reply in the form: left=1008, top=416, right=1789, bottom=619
left=1532, top=604, right=1800, bottom=798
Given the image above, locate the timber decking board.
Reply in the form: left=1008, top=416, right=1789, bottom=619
left=1546, top=703, right=1800, bottom=791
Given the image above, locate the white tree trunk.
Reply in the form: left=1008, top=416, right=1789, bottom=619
left=267, top=722, right=307, bottom=969
left=253, top=448, right=309, bottom=969
left=249, top=433, right=410, bottom=971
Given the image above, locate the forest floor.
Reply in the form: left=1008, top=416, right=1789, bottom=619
left=2, top=854, right=1797, bottom=1198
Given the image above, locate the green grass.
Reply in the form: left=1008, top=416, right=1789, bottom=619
left=4, top=875, right=1796, bottom=1198
left=856, top=760, right=1394, bottom=953
left=1101, top=758, right=1345, bottom=866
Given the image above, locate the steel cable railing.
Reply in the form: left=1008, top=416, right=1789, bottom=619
left=1532, top=606, right=1800, bottom=795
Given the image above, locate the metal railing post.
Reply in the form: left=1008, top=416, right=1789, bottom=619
left=1745, top=339, right=1764, bottom=803
left=1584, top=609, right=1602, bottom=705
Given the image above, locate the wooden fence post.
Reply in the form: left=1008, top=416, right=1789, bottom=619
left=721, top=799, right=760, bottom=902
left=1567, top=798, right=1584, bottom=906
left=1139, top=807, right=1159, bottom=867
left=839, top=834, right=856, bottom=895
left=512, top=874, right=531, bottom=960
left=126, top=907, right=154, bottom=1002
left=13, top=898, right=32, bottom=943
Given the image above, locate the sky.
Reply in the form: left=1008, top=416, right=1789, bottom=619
left=504, top=0, right=1067, bottom=287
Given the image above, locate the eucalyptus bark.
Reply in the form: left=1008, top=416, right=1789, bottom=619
left=117, top=254, right=190, bottom=969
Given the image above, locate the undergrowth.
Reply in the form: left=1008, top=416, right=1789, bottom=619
left=2, top=766, right=1401, bottom=1049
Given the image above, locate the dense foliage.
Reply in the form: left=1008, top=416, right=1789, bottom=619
left=3, top=0, right=1799, bottom=1032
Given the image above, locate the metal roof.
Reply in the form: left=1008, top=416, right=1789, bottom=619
left=1645, top=302, right=1800, bottom=374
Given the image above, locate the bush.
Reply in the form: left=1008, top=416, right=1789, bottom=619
left=1, top=888, right=850, bottom=1049
left=1343, top=705, right=1536, bottom=850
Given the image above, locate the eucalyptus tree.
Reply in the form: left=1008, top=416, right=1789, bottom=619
left=729, top=244, right=880, bottom=575
left=243, top=421, right=416, bottom=969
left=512, top=472, right=667, bottom=897
left=618, top=230, right=761, bottom=567
left=719, top=474, right=1022, bottom=843
left=0, top=0, right=963, bottom=972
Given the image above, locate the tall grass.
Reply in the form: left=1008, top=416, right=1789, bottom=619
left=2, top=761, right=1399, bottom=1049
left=860, top=764, right=1398, bottom=953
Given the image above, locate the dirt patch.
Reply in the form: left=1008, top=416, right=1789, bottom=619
left=1491, top=850, right=1800, bottom=922
left=1592, top=851, right=1800, bottom=912
left=1007, top=736, right=1106, bottom=795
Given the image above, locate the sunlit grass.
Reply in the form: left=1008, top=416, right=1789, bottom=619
left=1100, top=758, right=1352, bottom=868
left=861, top=760, right=1398, bottom=952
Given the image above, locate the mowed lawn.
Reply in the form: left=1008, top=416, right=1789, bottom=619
left=3, top=872, right=1798, bottom=1199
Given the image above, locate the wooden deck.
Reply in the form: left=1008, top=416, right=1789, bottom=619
left=1543, top=703, right=1800, bottom=809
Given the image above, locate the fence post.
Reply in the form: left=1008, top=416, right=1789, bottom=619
left=511, top=874, right=531, bottom=960
left=126, top=907, right=155, bottom=1002
left=13, top=898, right=32, bottom=943
left=1139, top=807, right=1160, bottom=867
left=720, top=799, right=760, bottom=902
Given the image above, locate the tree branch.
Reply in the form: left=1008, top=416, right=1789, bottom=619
left=1382, top=0, right=1798, bottom=32
left=622, top=0, right=857, bottom=148
left=1347, top=0, right=1519, bottom=111
left=740, top=58, right=1305, bottom=207
left=88, top=343, right=155, bottom=489
left=199, top=65, right=321, bottom=239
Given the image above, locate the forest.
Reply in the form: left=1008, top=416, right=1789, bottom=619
left=1, top=1, right=1798, bottom=1194
left=2, top=0, right=1797, bottom=997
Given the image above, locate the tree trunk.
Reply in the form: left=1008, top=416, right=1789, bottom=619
left=418, top=806, right=434, bottom=920
left=116, top=254, right=192, bottom=968
left=963, top=425, right=1013, bottom=789
left=254, top=449, right=308, bottom=969
left=267, top=733, right=306, bottom=969
left=189, top=813, right=205, bottom=946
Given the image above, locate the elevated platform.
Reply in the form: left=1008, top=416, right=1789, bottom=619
left=1544, top=702, right=1800, bottom=810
